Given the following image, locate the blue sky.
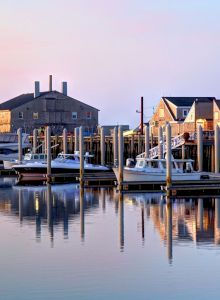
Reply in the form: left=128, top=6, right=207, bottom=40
left=0, top=0, right=220, bottom=127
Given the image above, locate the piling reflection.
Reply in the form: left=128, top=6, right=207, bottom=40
left=1, top=185, right=220, bottom=259
left=47, top=184, right=54, bottom=246
left=118, top=192, right=124, bottom=251
left=166, top=199, right=172, bottom=263
left=80, top=187, right=85, bottom=240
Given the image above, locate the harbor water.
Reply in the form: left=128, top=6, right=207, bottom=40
left=0, top=179, right=220, bottom=299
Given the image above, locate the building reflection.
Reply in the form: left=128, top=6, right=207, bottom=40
left=0, top=184, right=99, bottom=242
left=1, top=185, right=220, bottom=257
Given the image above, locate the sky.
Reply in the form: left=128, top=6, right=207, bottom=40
left=0, top=0, right=220, bottom=128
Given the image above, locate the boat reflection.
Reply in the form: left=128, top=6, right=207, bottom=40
left=0, top=185, right=220, bottom=260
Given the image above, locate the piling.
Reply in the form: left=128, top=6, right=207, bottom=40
left=144, top=125, right=150, bottom=158
left=46, top=126, right=51, bottom=183
left=79, top=126, right=84, bottom=187
left=17, top=128, right=22, bottom=163
left=215, top=125, right=220, bottom=173
left=74, top=127, right=79, bottom=152
left=197, top=125, right=203, bottom=172
left=63, top=128, right=68, bottom=157
left=158, top=126, right=163, bottom=159
left=166, top=123, right=172, bottom=193
left=100, top=127, right=105, bottom=165
left=118, top=125, right=124, bottom=191
left=113, top=127, right=118, bottom=166
left=138, top=133, right=141, bottom=154
left=33, top=129, right=38, bottom=154
left=181, top=144, right=185, bottom=160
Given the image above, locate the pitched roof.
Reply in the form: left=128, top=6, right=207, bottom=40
left=0, top=91, right=99, bottom=111
left=163, top=97, right=215, bottom=107
left=214, top=99, right=220, bottom=110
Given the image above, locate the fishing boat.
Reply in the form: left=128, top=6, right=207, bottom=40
left=13, top=151, right=110, bottom=182
left=3, top=152, right=47, bottom=169
left=113, top=156, right=201, bottom=183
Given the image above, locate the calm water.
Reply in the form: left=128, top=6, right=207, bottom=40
left=0, top=179, right=220, bottom=299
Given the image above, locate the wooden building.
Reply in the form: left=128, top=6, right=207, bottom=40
left=0, top=76, right=99, bottom=134
left=150, top=97, right=216, bottom=137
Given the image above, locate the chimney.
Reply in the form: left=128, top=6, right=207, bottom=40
left=62, top=81, right=67, bottom=96
left=34, top=81, right=40, bottom=98
left=49, top=75, right=52, bottom=91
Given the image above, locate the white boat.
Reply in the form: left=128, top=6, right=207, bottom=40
left=0, top=133, right=30, bottom=164
left=113, top=157, right=201, bottom=182
left=13, top=151, right=110, bottom=182
left=3, top=152, right=47, bottom=170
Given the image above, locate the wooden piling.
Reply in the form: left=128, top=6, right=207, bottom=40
left=166, top=123, right=172, bottom=193
left=33, top=129, right=38, bottom=154
left=46, top=126, right=51, bottom=183
left=118, top=126, right=124, bottom=191
left=197, top=125, right=203, bottom=172
left=63, top=128, right=68, bottom=157
left=144, top=125, right=150, bottom=158
left=79, top=126, right=84, bottom=187
left=74, top=127, right=79, bottom=152
left=215, top=124, right=220, bottom=173
left=113, top=127, right=118, bottom=166
left=17, top=128, right=22, bottom=163
left=100, top=127, right=105, bottom=165
left=158, top=126, right=163, bottom=159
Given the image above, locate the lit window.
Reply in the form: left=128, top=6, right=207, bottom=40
left=72, top=112, right=77, bottom=119
left=159, top=108, right=164, bottom=118
left=86, top=112, right=92, bottom=119
left=183, top=109, right=189, bottom=117
left=18, top=112, right=23, bottom=119
left=33, top=112, right=38, bottom=119
left=215, top=111, right=219, bottom=120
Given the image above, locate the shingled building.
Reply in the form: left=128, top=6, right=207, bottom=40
left=0, top=76, right=99, bottom=134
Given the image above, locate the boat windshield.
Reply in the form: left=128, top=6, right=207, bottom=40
left=161, top=161, right=177, bottom=169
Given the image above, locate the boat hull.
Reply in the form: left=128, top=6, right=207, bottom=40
left=14, top=164, right=110, bottom=182
left=113, top=168, right=201, bottom=182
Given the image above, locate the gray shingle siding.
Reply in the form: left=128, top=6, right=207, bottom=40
left=1, top=91, right=99, bottom=134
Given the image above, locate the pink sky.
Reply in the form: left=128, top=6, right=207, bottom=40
left=0, top=0, right=220, bottom=127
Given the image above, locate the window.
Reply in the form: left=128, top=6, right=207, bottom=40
left=86, top=112, right=92, bottom=119
left=215, top=111, right=219, bottom=120
left=182, top=109, right=189, bottom=117
left=33, top=112, right=38, bottom=119
left=18, top=112, right=23, bottom=119
left=155, top=121, right=159, bottom=127
left=72, top=112, right=77, bottom=120
left=159, top=108, right=164, bottom=118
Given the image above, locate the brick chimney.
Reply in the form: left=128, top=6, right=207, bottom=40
left=62, top=81, right=67, bottom=96
left=34, top=81, right=40, bottom=98
left=49, top=75, right=52, bottom=92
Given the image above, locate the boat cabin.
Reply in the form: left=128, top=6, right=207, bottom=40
left=135, top=158, right=195, bottom=173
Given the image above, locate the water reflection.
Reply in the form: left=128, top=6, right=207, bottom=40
left=0, top=185, right=220, bottom=261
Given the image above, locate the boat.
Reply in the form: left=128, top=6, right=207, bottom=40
left=0, top=133, right=30, bottom=165
left=3, top=152, right=47, bottom=170
left=113, top=156, right=201, bottom=183
left=13, top=151, right=110, bottom=182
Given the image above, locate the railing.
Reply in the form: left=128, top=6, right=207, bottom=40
left=189, top=130, right=214, bottom=141
left=137, top=133, right=185, bottom=159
